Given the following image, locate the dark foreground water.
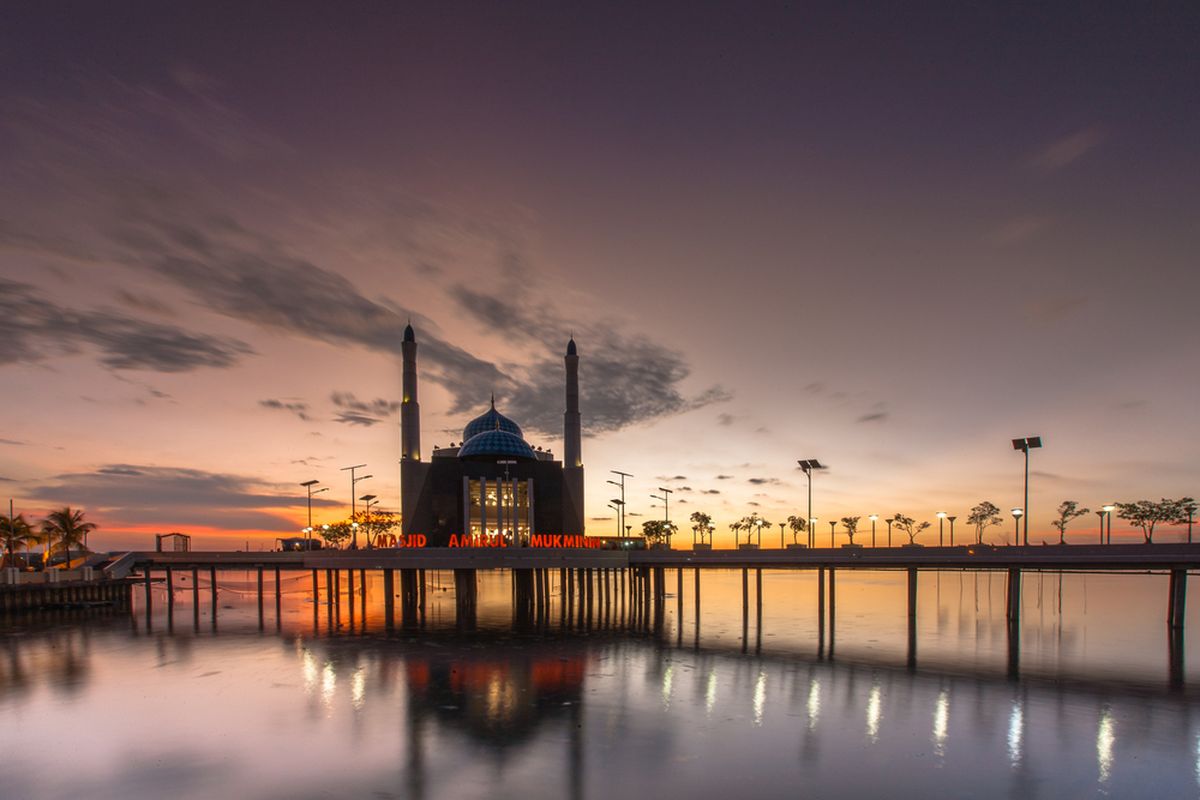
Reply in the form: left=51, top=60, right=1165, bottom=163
left=2, top=569, right=1199, bottom=798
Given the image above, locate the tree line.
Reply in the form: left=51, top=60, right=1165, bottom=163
left=1, top=506, right=97, bottom=568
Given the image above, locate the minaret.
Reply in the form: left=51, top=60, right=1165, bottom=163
left=564, top=337, right=581, bottom=468
left=563, top=337, right=584, bottom=534
left=401, top=323, right=421, bottom=461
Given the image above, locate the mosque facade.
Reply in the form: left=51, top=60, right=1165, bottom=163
left=399, top=325, right=585, bottom=545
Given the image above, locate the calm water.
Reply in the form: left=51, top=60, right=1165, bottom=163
left=2, top=568, right=1200, bottom=798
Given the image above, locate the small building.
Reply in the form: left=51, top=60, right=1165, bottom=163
left=155, top=532, right=191, bottom=552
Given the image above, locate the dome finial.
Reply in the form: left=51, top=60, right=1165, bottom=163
left=490, top=392, right=495, bottom=409
left=566, top=334, right=577, bottom=356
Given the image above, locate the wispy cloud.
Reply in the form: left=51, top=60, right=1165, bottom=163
left=259, top=398, right=311, bottom=421
left=1030, top=127, right=1105, bottom=171
left=330, top=392, right=399, bottom=427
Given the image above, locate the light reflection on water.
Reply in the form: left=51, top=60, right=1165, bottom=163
left=0, top=568, right=1198, bottom=799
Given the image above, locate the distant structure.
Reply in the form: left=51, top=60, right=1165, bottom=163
left=155, top=532, right=191, bottom=552
left=399, top=325, right=585, bottom=545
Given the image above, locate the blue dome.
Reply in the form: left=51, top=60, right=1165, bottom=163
left=462, top=401, right=523, bottom=440
left=458, top=429, right=536, bottom=461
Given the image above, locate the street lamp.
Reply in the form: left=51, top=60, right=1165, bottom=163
left=300, top=480, right=328, bottom=545
left=1095, top=509, right=1107, bottom=545
left=829, top=519, right=837, bottom=547
left=1011, top=436, right=1043, bottom=546
left=609, top=501, right=622, bottom=536
left=886, top=517, right=894, bottom=547
left=340, top=464, right=370, bottom=549
left=609, top=470, right=632, bottom=542
left=947, top=515, right=957, bottom=546
left=779, top=522, right=787, bottom=549
left=1011, top=508, right=1023, bottom=543
left=360, top=494, right=377, bottom=548
left=1102, top=504, right=1115, bottom=544
left=936, top=511, right=947, bottom=546
left=869, top=515, right=878, bottom=547
left=809, top=518, right=818, bottom=549
left=798, top=459, right=825, bottom=548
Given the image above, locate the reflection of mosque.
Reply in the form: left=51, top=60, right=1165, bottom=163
left=399, top=325, right=585, bottom=544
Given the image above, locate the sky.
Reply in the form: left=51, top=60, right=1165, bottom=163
left=1, top=2, right=1197, bottom=549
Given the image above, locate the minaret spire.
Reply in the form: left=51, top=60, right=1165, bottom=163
left=564, top=337, right=581, bottom=467
left=401, top=323, right=421, bottom=461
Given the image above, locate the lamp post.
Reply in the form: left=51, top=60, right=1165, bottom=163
left=798, top=459, right=825, bottom=548
left=1184, top=501, right=1197, bottom=544
left=829, top=520, right=837, bottom=547
left=300, top=480, right=328, bottom=545
left=809, top=518, right=818, bottom=548
left=340, top=464, right=369, bottom=549
left=359, top=494, right=377, bottom=548
left=609, top=470, right=632, bottom=543
left=1095, top=509, right=1106, bottom=545
left=936, top=511, right=947, bottom=546
left=869, top=515, right=878, bottom=547
left=947, top=515, right=957, bottom=546
left=1011, top=508, right=1023, bottom=544
left=1102, top=504, right=1115, bottom=544
left=651, top=487, right=674, bottom=547
left=886, top=517, right=894, bottom=547
left=779, top=522, right=786, bottom=549
left=609, top=501, right=622, bottom=536
left=1011, top=436, right=1043, bottom=546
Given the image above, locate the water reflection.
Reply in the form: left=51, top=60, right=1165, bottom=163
left=3, top=570, right=1200, bottom=799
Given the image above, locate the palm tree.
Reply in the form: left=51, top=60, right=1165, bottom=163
left=41, top=507, right=97, bottom=568
left=0, top=513, right=36, bottom=568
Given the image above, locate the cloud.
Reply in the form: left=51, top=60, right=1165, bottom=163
left=259, top=398, right=311, bottom=421
left=677, top=485, right=693, bottom=491
left=856, top=412, right=888, bottom=423
left=0, top=278, right=252, bottom=372
left=717, top=413, right=735, bottom=426
left=655, top=475, right=687, bottom=482
left=0, top=438, right=27, bottom=446
left=701, top=489, right=721, bottom=495
left=591, top=516, right=613, bottom=522
left=748, top=477, right=780, bottom=485
left=1030, top=127, right=1105, bottom=171
left=25, top=463, right=332, bottom=532
left=0, top=476, right=15, bottom=483
left=330, top=392, right=399, bottom=427
left=715, top=474, right=733, bottom=480
left=449, top=282, right=731, bottom=436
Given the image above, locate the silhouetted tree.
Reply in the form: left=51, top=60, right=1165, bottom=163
left=319, top=522, right=352, bottom=549
left=41, top=507, right=97, bottom=567
left=892, top=514, right=930, bottom=545
left=0, top=513, right=35, bottom=568
left=1049, top=501, right=1090, bottom=544
left=787, top=514, right=807, bottom=545
left=642, top=519, right=677, bottom=546
left=967, top=501, right=1003, bottom=544
left=1116, top=499, right=1187, bottom=543
left=689, top=511, right=714, bottom=545
left=728, top=519, right=742, bottom=548
left=840, top=516, right=861, bottom=545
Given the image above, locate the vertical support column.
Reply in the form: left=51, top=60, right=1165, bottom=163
left=1006, top=568, right=1022, bottom=623
left=1169, top=569, right=1188, bottom=629
left=817, top=567, right=825, bottom=657
left=257, top=567, right=264, bottom=630
left=828, top=568, right=836, bottom=656
left=166, top=567, right=175, bottom=624
left=312, top=569, right=320, bottom=631
left=191, top=568, right=200, bottom=628
left=209, top=567, right=218, bottom=627
left=143, top=569, right=152, bottom=628
left=741, top=567, right=749, bottom=651
left=454, top=568, right=477, bottom=630
left=1006, top=568, right=1022, bottom=680
left=384, top=569, right=395, bottom=630
left=275, top=568, right=282, bottom=630
left=907, top=568, right=918, bottom=671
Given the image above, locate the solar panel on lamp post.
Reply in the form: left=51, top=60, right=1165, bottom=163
left=1011, top=437, right=1042, bottom=546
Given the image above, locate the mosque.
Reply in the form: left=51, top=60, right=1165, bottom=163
left=399, top=324, right=585, bottom=545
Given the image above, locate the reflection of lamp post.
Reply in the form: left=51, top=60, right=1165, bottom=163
left=937, top=511, right=947, bottom=546
left=869, top=515, right=878, bottom=547
left=798, top=459, right=824, bottom=547
left=1102, top=504, right=1115, bottom=544
left=1011, top=436, right=1043, bottom=545
left=886, top=517, right=894, bottom=547
left=948, top=515, right=957, bottom=546
left=829, top=520, right=837, bottom=547
left=1011, top=508, right=1023, bottom=543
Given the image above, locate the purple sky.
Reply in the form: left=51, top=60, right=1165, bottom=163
left=1, top=3, right=1197, bottom=548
